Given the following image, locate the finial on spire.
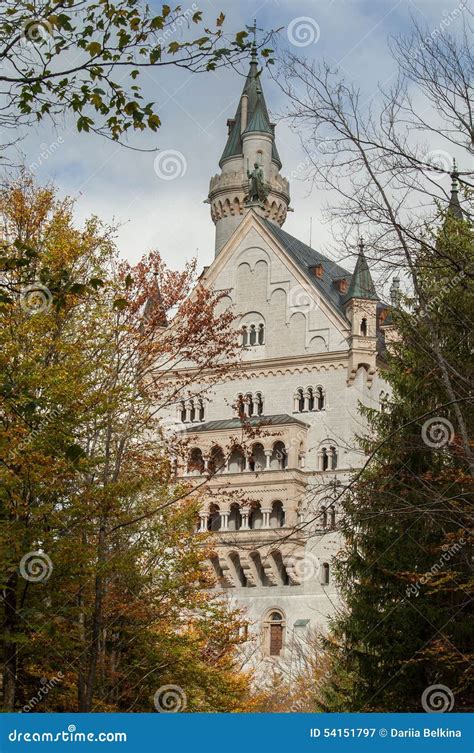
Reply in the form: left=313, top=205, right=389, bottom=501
left=390, top=277, right=400, bottom=307
left=358, top=235, right=365, bottom=253
left=246, top=18, right=261, bottom=60
left=448, top=158, right=463, bottom=219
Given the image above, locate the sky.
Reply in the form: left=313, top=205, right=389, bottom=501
left=19, top=0, right=468, bottom=275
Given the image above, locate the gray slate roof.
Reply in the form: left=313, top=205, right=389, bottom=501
left=220, top=58, right=282, bottom=168
left=262, top=220, right=353, bottom=319
left=185, top=414, right=308, bottom=433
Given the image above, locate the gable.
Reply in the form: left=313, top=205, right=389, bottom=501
left=203, top=212, right=352, bottom=358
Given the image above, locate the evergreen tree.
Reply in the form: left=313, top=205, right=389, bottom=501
left=317, top=205, right=473, bottom=712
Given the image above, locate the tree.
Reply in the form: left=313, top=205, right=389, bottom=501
left=313, top=207, right=473, bottom=712
left=0, top=175, right=252, bottom=712
left=0, top=1, right=272, bottom=151
left=277, top=10, right=473, bottom=473
left=275, top=13, right=473, bottom=711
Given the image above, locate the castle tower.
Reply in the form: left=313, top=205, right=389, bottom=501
left=343, top=239, right=380, bottom=385
left=207, top=47, right=291, bottom=256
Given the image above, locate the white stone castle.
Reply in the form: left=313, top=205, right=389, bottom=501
left=161, top=49, right=395, bottom=668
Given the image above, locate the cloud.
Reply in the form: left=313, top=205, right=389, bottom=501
left=18, top=0, right=467, bottom=270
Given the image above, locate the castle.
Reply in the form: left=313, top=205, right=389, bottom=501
left=161, top=48, right=396, bottom=668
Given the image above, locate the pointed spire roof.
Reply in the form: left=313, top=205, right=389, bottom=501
left=243, top=87, right=273, bottom=135
left=219, top=52, right=281, bottom=168
left=143, top=274, right=167, bottom=327
left=447, top=160, right=463, bottom=219
left=344, top=239, right=379, bottom=303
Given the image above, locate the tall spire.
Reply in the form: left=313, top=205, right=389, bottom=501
left=219, top=54, right=281, bottom=169
left=344, top=238, right=379, bottom=302
left=447, top=159, right=463, bottom=219
left=208, top=46, right=290, bottom=256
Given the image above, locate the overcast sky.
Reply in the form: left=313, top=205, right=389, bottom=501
left=20, top=0, right=467, bottom=275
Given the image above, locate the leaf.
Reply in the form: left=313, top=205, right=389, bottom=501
left=87, top=41, right=102, bottom=56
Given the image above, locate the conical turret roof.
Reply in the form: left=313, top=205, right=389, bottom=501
left=344, top=240, right=379, bottom=302
left=220, top=51, right=281, bottom=168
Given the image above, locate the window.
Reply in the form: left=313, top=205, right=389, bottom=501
left=330, top=506, right=336, bottom=529
left=235, top=392, right=264, bottom=417
left=265, top=609, right=285, bottom=657
left=321, top=506, right=328, bottom=528
left=360, top=317, right=368, bottom=336
left=320, top=446, right=338, bottom=470
left=294, top=386, right=325, bottom=413
left=316, top=386, right=325, bottom=410
left=321, top=563, right=330, bottom=585
left=240, top=316, right=265, bottom=347
left=198, top=400, right=205, bottom=421
left=179, top=398, right=205, bottom=424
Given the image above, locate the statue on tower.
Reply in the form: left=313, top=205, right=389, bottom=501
left=246, top=161, right=268, bottom=204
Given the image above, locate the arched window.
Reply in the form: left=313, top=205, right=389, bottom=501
left=207, top=504, right=221, bottom=532
left=188, top=447, right=205, bottom=476
left=330, top=506, right=336, bottom=529
left=321, top=448, right=329, bottom=471
left=208, top=445, right=225, bottom=475
left=198, top=399, right=205, bottom=421
left=330, top=446, right=338, bottom=470
left=307, top=387, right=314, bottom=411
left=249, top=324, right=257, bottom=345
left=180, top=400, right=186, bottom=423
left=242, top=326, right=248, bottom=347
left=270, top=500, right=285, bottom=528
left=247, top=392, right=254, bottom=417
left=271, top=441, right=287, bottom=471
left=189, top=400, right=195, bottom=423
left=235, top=393, right=245, bottom=417
left=360, top=317, right=368, bottom=336
left=228, top=503, right=242, bottom=531
left=258, top=323, right=265, bottom=344
left=265, top=609, right=285, bottom=657
left=249, top=502, right=263, bottom=530
left=321, top=506, right=328, bottom=528
left=256, top=392, right=264, bottom=416
left=298, top=388, right=305, bottom=412
left=316, top=386, right=325, bottom=410
left=321, top=563, right=330, bottom=585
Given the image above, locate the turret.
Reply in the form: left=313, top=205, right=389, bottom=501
left=343, top=239, right=379, bottom=385
left=207, top=46, right=290, bottom=256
